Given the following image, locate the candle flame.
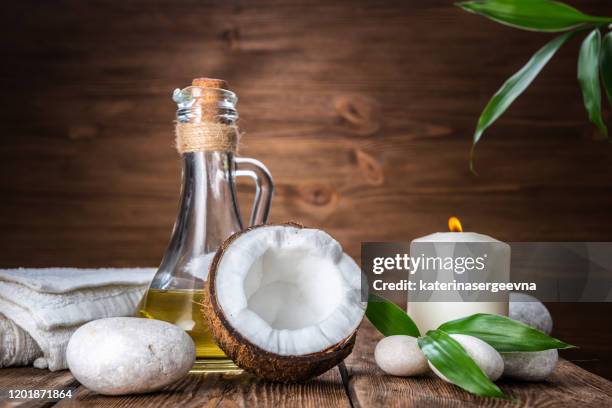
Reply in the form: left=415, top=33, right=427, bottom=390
left=448, top=216, right=463, bottom=232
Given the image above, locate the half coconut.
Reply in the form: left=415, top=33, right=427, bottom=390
left=202, top=223, right=366, bottom=382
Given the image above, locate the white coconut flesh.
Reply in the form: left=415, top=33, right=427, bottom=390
left=214, top=225, right=366, bottom=356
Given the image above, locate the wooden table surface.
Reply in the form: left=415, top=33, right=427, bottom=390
left=1, top=322, right=611, bottom=408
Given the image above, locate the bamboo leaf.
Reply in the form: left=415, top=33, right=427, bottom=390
left=578, top=29, right=608, bottom=137
left=600, top=31, right=612, bottom=108
left=366, top=293, right=420, bottom=337
left=457, top=0, right=612, bottom=32
left=438, top=313, right=574, bottom=352
left=470, top=31, right=573, bottom=172
left=418, top=330, right=506, bottom=399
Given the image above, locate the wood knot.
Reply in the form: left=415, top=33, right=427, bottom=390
left=220, top=27, right=240, bottom=49
left=298, top=184, right=335, bottom=206
left=288, top=183, right=339, bottom=223
left=354, top=149, right=384, bottom=186
left=334, top=95, right=381, bottom=135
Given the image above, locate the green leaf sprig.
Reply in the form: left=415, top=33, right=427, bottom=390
left=456, top=0, right=612, bottom=172
left=578, top=29, right=608, bottom=137
left=469, top=31, right=574, bottom=173
left=366, top=293, right=420, bottom=337
left=366, top=295, right=573, bottom=399
left=418, top=330, right=506, bottom=399
left=438, top=313, right=574, bottom=352
left=458, top=0, right=611, bottom=32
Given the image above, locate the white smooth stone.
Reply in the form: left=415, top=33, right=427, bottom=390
left=67, top=317, right=195, bottom=395
left=502, top=349, right=558, bottom=381
left=510, top=292, right=553, bottom=334
left=374, top=335, right=429, bottom=376
left=429, top=334, right=504, bottom=381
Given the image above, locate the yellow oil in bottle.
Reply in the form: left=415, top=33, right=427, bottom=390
left=139, top=289, right=240, bottom=372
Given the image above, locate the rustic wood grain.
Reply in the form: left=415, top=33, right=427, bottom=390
left=345, top=322, right=612, bottom=407
left=3, top=323, right=612, bottom=407
left=0, top=369, right=349, bottom=407
left=0, top=368, right=78, bottom=408
left=1, top=0, right=611, bottom=380
left=38, top=368, right=348, bottom=408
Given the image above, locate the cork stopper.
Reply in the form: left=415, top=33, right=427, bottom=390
left=186, top=77, right=234, bottom=123
left=192, top=77, right=228, bottom=89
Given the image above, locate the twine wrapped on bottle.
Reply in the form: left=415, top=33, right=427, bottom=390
left=175, top=122, right=239, bottom=153
left=175, top=78, right=240, bottom=154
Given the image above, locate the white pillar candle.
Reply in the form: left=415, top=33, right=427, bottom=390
left=407, top=224, right=510, bottom=333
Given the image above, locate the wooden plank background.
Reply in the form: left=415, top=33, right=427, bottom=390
left=1, top=0, right=611, bottom=378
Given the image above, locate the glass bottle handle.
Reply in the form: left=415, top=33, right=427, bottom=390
left=234, top=157, right=274, bottom=226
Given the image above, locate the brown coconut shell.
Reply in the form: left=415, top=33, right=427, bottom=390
left=202, top=222, right=358, bottom=382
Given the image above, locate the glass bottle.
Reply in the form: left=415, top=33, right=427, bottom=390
left=139, top=78, right=274, bottom=372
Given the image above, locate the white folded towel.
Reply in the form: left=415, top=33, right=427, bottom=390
left=0, top=268, right=155, bottom=371
left=0, top=316, right=42, bottom=367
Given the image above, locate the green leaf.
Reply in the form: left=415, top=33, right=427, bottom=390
left=457, top=0, right=612, bottom=32
left=600, top=31, right=612, bottom=108
left=470, top=31, right=573, bottom=172
left=578, top=29, right=608, bottom=137
left=366, top=293, right=420, bottom=337
left=418, top=330, right=506, bottom=399
left=438, top=313, right=574, bottom=352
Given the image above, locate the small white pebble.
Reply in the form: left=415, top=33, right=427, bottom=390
left=374, top=335, right=429, bottom=376
left=510, top=292, right=553, bottom=334
left=502, top=349, right=558, bottom=381
left=429, top=334, right=504, bottom=382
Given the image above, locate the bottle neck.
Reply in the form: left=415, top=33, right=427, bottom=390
left=153, top=86, right=243, bottom=289
left=173, top=86, right=238, bottom=125
left=172, top=84, right=243, bottom=251
left=173, top=83, right=243, bottom=248
left=177, top=150, right=243, bottom=250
